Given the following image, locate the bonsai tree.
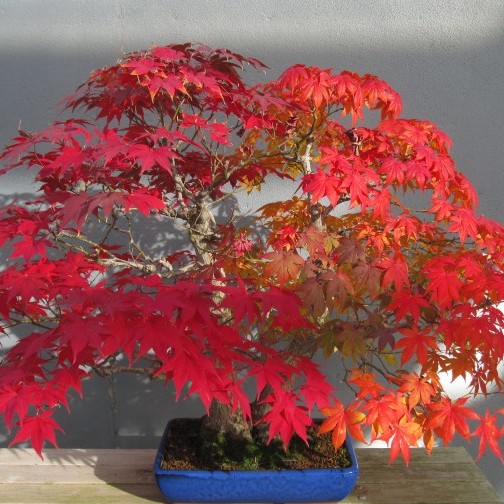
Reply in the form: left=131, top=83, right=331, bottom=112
left=1, top=43, right=503, bottom=464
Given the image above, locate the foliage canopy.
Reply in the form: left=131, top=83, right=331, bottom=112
left=1, top=43, right=503, bottom=463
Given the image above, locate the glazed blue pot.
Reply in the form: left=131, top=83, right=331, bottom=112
left=153, top=419, right=359, bottom=503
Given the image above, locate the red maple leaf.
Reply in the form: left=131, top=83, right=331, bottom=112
left=46, top=144, right=85, bottom=176
left=386, top=289, right=430, bottom=322
left=430, top=197, right=454, bottom=221
left=380, top=158, right=408, bottom=186
left=154, top=336, right=215, bottom=406
left=405, top=158, right=431, bottom=190
left=122, top=191, right=166, bottom=216
left=262, top=389, right=313, bottom=448
left=320, top=269, right=354, bottom=307
left=181, top=114, right=231, bottom=145
left=54, top=192, right=121, bottom=230
left=55, top=190, right=165, bottom=230
left=378, top=254, right=409, bottom=292
left=121, top=57, right=159, bottom=76
left=206, top=122, right=232, bottom=146
left=297, top=226, right=326, bottom=256
left=0, top=383, right=38, bottom=427
left=157, top=75, right=189, bottom=99
left=395, top=327, right=437, bottom=366
left=2, top=264, right=52, bottom=302
left=336, top=236, right=365, bottom=264
left=277, top=64, right=309, bottom=93
left=298, top=364, right=334, bottom=410
left=127, top=144, right=179, bottom=173
left=331, top=72, right=364, bottom=124
left=9, top=411, right=64, bottom=458
left=301, top=170, right=342, bottom=207
left=218, top=280, right=261, bottom=327
left=339, top=160, right=375, bottom=208
left=11, top=235, right=48, bottom=262
left=471, top=410, right=503, bottom=461
left=150, top=46, right=185, bottom=61
left=248, top=356, right=293, bottom=397
left=361, top=74, right=402, bottom=120
left=449, top=208, right=479, bottom=243
left=423, top=260, right=462, bottom=310
left=254, top=286, right=309, bottom=331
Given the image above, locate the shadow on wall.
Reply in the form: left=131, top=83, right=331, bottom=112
left=0, top=188, right=254, bottom=450
left=0, top=188, right=239, bottom=449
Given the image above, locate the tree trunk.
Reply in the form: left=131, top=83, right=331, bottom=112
left=198, top=401, right=254, bottom=465
left=187, top=202, right=253, bottom=444
left=200, top=400, right=252, bottom=441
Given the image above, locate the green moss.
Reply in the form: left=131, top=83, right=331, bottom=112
left=161, top=418, right=352, bottom=471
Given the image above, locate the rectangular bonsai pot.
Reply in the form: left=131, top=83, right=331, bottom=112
left=153, top=418, right=359, bottom=503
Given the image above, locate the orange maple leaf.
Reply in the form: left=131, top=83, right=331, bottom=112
left=364, top=392, right=407, bottom=443
left=319, top=401, right=366, bottom=449
left=426, top=397, right=479, bottom=444
left=398, top=372, right=437, bottom=409
left=348, top=370, right=385, bottom=399
left=382, top=416, right=422, bottom=465
left=264, top=251, right=304, bottom=285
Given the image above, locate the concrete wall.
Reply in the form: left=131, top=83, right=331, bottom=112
left=1, top=0, right=503, bottom=496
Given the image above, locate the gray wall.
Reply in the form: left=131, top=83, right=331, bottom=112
left=1, top=0, right=503, bottom=497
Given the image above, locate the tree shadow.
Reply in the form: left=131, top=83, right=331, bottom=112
left=4, top=446, right=165, bottom=502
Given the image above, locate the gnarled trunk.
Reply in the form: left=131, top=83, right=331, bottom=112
left=186, top=199, right=255, bottom=445
left=200, top=401, right=253, bottom=441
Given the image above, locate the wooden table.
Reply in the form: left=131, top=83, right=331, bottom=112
left=0, top=447, right=502, bottom=503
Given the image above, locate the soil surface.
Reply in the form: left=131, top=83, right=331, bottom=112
left=160, top=417, right=352, bottom=471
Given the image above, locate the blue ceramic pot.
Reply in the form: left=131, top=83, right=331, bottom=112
left=154, top=419, right=359, bottom=503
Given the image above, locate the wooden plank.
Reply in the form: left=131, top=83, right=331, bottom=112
left=345, top=480, right=503, bottom=504
left=351, top=447, right=504, bottom=504
left=0, top=484, right=164, bottom=504
left=355, top=446, right=473, bottom=465
left=0, top=447, right=502, bottom=504
left=0, top=450, right=155, bottom=485
left=0, top=485, right=501, bottom=504
left=0, top=464, right=156, bottom=485
left=0, top=448, right=157, bottom=466
left=0, top=448, right=157, bottom=485
left=353, top=462, right=489, bottom=483
left=349, top=481, right=503, bottom=502
left=0, top=446, right=469, bottom=467
left=355, top=447, right=483, bottom=483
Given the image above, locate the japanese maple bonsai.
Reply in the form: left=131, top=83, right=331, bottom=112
left=1, top=42, right=504, bottom=470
